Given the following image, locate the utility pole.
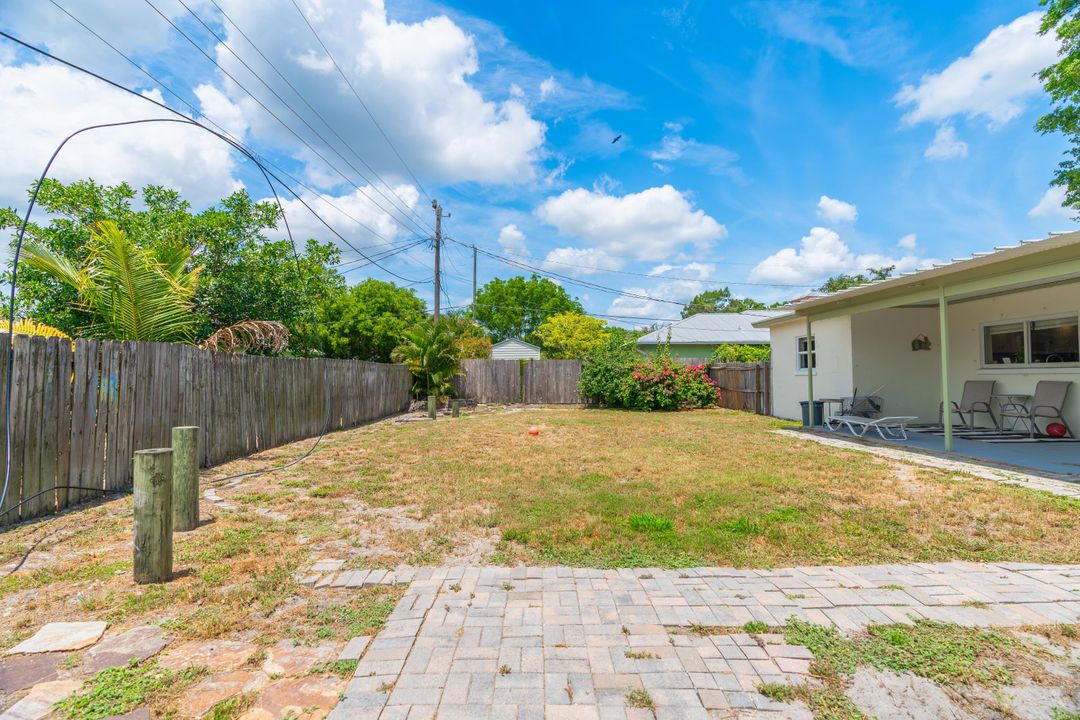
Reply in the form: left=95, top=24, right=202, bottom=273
left=432, top=199, right=442, bottom=322
left=472, top=245, right=477, bottom=320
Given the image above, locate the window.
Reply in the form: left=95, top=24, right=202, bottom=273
left=982, top=315, right=1079, bottom=367
left=796, top=335, right=816, bottom=371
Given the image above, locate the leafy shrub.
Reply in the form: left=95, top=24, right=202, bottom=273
left=579, top=337, right=721, bottom=410
left=711, top=342, right=771, bottom=363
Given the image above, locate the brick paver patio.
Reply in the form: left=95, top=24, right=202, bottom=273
left=323, top=562, right=1080, bottom=719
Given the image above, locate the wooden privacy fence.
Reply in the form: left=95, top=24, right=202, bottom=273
left=708, top=361, right=771, bottom=415
left=0, top=334, right=411, bottom=526
left=453, top=358, right=584, bottom=405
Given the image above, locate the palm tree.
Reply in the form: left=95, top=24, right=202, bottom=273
left=21, top=220, right=201, bottom=342
left=392, top=321, right=460, bottom=400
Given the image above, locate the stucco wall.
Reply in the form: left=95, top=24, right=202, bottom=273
left=851, top=308, right=942, bottom=422
left=946, top=281, right=1080, bottom=431
left=769, top=316, right=853, bottom=420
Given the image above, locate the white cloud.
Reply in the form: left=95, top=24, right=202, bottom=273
left=607, top=276, right=710, bottom=320
left=496, top=223, right=528, bottom=256
left=924, top=125, right=969, bottom=160
left=1028, top=186, right=1075, bottom=221
left=816, top=195, right=858, bottom=224
left=897, top=233, right=918, bottom=251
left=895, top=12, right=1057, bottom=128
left=539, top=76, right=559, bottom=99
left=542, top=247, right=614, bottom=275
left=509, top=83, right=525, bottom=98
left=266, top=183, right=420, bottom=254
left=0, top=62, right=242, bottom=212
left=648, top=124, right=740, bottom=176
left=648, top=262, right=714, bottom=280
left=748, top=227, right=936, bottom=286
left=210, top=0, right=546, bottom=185
left=536, top=185, right=726, bottom=262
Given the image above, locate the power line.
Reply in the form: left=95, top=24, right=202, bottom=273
left=35, top=5, right=431, bottom=282
left=181, top=0, right=435, bottom=237
left=0, top=28, right=429, bottom=284
left=142, top=0, right=431, bottom=240
left=287, top=0, right=431, bottom=202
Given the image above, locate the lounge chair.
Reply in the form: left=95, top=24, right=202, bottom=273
left=939, top=380, right=997, bottom=429
left=999, top=381, right=1073, bottom=438
left=825, top=415, right=920, bottom=440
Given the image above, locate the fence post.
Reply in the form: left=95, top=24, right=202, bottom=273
left=451, top=399, right=461, bottom=417
left=171, top=426, right=199, bottom=532
left=133, top=448, right=173, bottom=584
left=427, top=395, right=437, bottom=419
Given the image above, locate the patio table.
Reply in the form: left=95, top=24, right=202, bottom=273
left=992, top=393, right=1031, bottom=431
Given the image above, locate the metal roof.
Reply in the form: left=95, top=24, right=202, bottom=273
left=491, top=338, right=540, bottom=350
left=636, top=310, right=788, bottom=346
left=751, top=230, right=1080, bottom=328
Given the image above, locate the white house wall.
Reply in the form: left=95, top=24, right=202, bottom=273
left=769, top=316, right=853, bottom=420
left=851, top=308, right=942, bottom=422
left=945, top=281, right=1080, bottom=431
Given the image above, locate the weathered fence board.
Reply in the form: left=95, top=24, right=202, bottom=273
left=0, top=336, right=411, bottom=527
left=708, top=362, right=771, bottom=415
left=454, top=359, right=522, bottom=404
left=523, top=359, right=583, bottom=405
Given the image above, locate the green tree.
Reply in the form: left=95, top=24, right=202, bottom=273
left=392, top=321, right=460, bottom=400
left=473, top=275, right=583, bottom=344
left=681, top=288, right=767, bottom=318
left=22, top=221, right=201, bottom=342
left=440, top=311, right=492, bottom=359
left=817, top=266, right=894, bottom=294
left=1039, top=2, right=1080, bottom=216
left=1, top=179, right=345, bottom=353
left=317, top=279, right=426, bottom=361
left=534, top=312, right=611, bottom=358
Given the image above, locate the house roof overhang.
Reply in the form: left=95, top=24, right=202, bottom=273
left=752, top=231, right=1080, bottom=327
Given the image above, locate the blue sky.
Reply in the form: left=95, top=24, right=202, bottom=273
left=1, top=0, right=1075, bottom=325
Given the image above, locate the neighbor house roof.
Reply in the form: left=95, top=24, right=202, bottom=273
left=752, top=230, right=1080, bottom=328
left=637, top=310, right=788, bottom=346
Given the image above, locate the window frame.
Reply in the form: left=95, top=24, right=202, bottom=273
left=979, top=312, right=1080, bottom=369
left=795, top=334, right=816, bottom=373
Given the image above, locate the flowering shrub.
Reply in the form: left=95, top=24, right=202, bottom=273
left=579, top=337, right=721, bottom=410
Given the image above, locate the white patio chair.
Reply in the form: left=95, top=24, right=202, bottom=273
left=825, top=415, right=920, bottom=440
left=999, top=380, right=1073, bottom=438
left=939, top=380, right=998, bottom=429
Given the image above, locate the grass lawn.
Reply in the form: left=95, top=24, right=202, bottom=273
left=1, top=406, right=1077, bottom=655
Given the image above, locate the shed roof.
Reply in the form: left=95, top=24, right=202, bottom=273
left=491, top=338, right=540, bottom=350
left=636, top=310, right=787, bottom=346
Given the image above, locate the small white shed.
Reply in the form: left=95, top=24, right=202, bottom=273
left=491, top=338, right=541, bottom=360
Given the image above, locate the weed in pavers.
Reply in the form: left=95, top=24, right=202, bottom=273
left=744, top=620, right=770, bottom=634
left=57, top=660, right=205, bottom=720
left=377, top=681, right=395, bottom=693
left=311, top=659, right=360, bottom=678
left=879, top=585, right=904, bottom=591
left=625, top=651, right=659, bottom=660
left=208, top=691, right=256, bottom=720
left=304, top=587, right=404, bottom=642
left=500, top=582, right=515, bottom=591
left=627, top=687, right=656, bottom=714
left=759, top=682, right=867, bottom=720
left=962, top=600, right=990, bottom=609
left=449, top=583, right=462, bottom=592
left=498, top=664, right=512, bottom=675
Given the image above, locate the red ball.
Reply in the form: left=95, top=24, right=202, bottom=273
left=1046, top=422, right=1068, bottom=438
left=528, top=426, right=540, bottom=436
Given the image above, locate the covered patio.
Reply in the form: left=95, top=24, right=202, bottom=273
left=756, top=231, right=1080, bottom=477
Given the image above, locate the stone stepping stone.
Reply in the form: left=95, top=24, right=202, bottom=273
left=157, top=640, right=258, bottom=673
left=0, top=679, right=81, bottom=720
left=337, top=636, right=371, bottom=661
left=178, top=670, right=269, bottom=719
left=6, top=622, right=107, bottom=655
left=261, top=641, right=337, bottom=677
left=83, top=625, right=168, bottom=674
left=0, top=654, right=65, bottom=693
left=236, top=675, right=347, bottom=720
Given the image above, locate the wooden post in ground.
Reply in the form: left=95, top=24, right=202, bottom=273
left=171, top=426, right=199, bottom=532
left=133, top=448, right=173, bottom=584
left=427, top=395, right=437, bottom=419
left=451, top=399, right=460, bottom=417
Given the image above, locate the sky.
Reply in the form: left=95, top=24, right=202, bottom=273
left=0, top=0, right=1076, bottom=327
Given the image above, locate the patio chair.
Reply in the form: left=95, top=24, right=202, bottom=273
left=825, top=415, right=919, bottom=440
left=999, top=380, right=1073, bottom=438
left=939, top=380, right=998, bottom=429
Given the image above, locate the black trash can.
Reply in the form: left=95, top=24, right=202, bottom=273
left=800, top=400, right=824, bottom=426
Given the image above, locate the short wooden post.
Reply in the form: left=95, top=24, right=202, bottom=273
left=133, top=448, right=173, bottom=584
left=427, top=395, right=437, bottom=419
left=171, top=426, right=199, bottom=532
left=451, top=399, right=461, bottom=417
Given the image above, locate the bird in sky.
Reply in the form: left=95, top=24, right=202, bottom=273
left=611, top=134, right=622, bottom=144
